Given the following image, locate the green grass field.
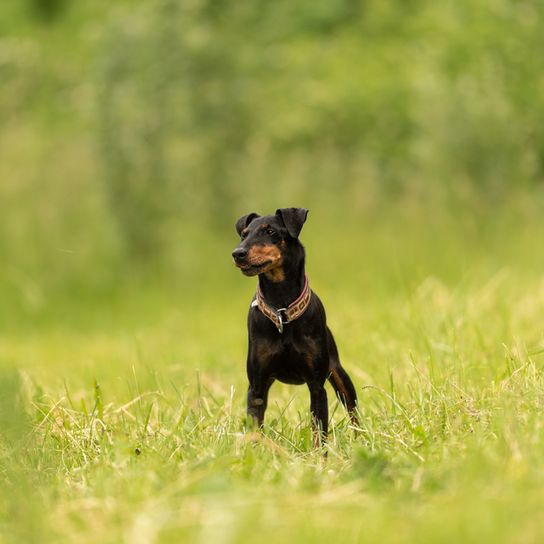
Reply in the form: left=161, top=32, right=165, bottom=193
left=2, top=199, right=544, bottom=543
left=3, top=1, right=544, bottom=541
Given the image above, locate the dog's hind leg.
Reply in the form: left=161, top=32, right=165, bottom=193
left=328, top=364, right=358, bottom=416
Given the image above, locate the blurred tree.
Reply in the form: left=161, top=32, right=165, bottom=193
left=27, top=0, right=67, bottom=22
left=93, top=0, right=544, bottom=262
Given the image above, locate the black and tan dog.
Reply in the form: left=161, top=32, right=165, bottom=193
left=232, top=208, right=358, bottom=445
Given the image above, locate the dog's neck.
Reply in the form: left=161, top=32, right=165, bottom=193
left=258, top=253, right=306, bottom=309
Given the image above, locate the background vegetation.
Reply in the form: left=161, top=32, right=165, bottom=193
left=1, top=1, right=544, bottom=542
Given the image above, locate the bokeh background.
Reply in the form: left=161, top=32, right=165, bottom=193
left=3, top=2, right=544, bottom=543
left=2, top=0, right=544, bottom=330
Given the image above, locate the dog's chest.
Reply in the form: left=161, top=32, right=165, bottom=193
left=254, top=334, right=321, bottom=384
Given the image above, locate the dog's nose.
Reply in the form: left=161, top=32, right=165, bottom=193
left=232, top=248, right=248, bottom=262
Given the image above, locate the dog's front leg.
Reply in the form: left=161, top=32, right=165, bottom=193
left=246, top=369, right=273, bottom=428
left=308, top=381, right=328, bottom=447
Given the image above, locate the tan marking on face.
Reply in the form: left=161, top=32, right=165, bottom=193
left=246, top=244, right=283, bottom=277
left=264, top=266, right=285, bottom=282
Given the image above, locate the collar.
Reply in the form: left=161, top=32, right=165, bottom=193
left=251, top=275, right=312, bottom=333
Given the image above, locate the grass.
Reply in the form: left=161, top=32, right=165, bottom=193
left=2, top=203, right=544, bottom=544
left=3, top=1, right=544, bottom=540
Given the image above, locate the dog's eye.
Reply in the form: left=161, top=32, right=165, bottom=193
left=266, top=229, right=276, bottom=236
left=240, top=231, right=248, bottom=240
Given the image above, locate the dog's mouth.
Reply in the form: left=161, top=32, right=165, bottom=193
left=234, top=260, right=273, bottom=276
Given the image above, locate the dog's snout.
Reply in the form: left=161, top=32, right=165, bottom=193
left=232, top=247, right=248, bottom=262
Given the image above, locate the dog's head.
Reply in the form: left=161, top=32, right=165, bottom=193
left=231, top=208, right=308, bottom=278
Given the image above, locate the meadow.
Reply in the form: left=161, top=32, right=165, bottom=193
left=3, top=1, right=544, bottom=542
left=3, top=194, right=544, bottom=543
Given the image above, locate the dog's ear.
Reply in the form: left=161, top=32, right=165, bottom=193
left=276, top=208, right=309, bottom=239
left=235, top=212, right=260, bottom=236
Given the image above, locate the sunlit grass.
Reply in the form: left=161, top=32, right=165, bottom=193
left=2, top=258, right=544, bottom=543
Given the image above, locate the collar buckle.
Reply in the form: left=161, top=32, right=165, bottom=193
left=276, top=308, right=288, bottom=334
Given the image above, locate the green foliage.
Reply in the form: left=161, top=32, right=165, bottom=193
left=4, top=0, right=544, bottom=274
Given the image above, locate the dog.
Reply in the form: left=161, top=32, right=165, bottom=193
left=232, top=208, right=358, bottom=445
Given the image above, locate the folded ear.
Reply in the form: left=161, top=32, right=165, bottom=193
left=276, top=208, right=309, bottom=238
left=235, top=212, right=260, bottom=235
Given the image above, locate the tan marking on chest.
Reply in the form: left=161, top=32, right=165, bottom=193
left=255, top=340, right=282, bottom=362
